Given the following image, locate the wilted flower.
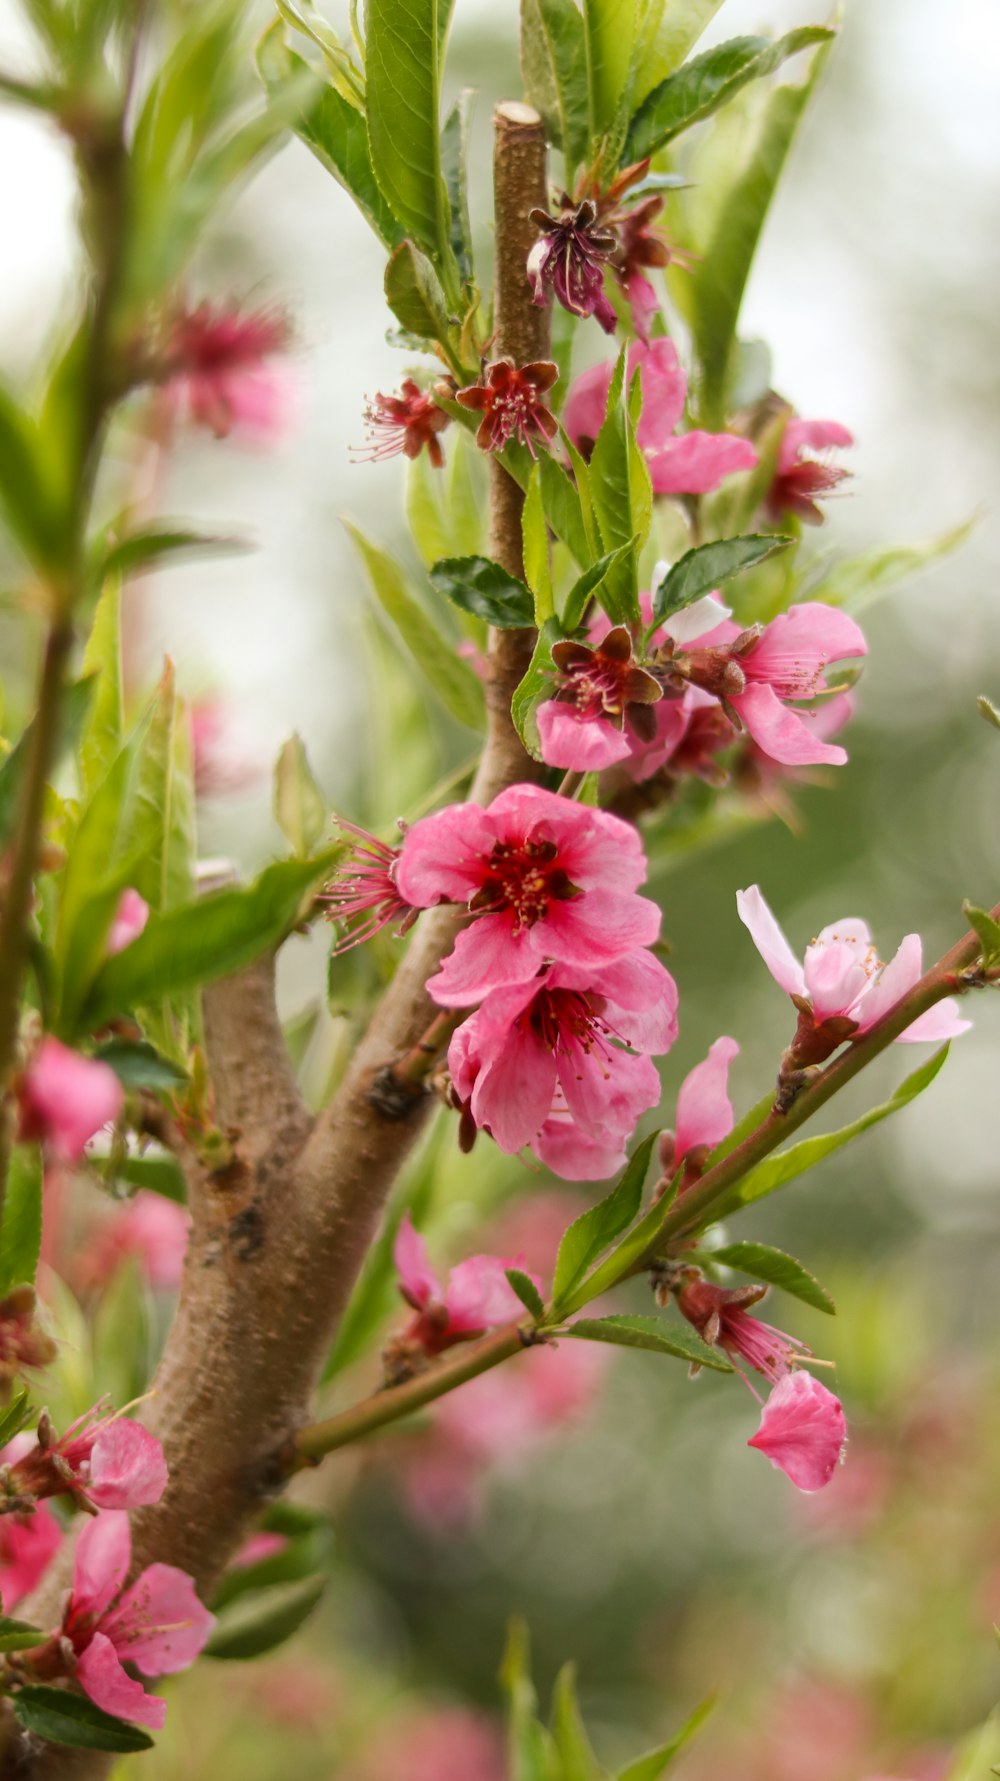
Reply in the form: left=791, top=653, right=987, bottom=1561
left=766, top=417, right=853, bottom=524
left=0, top=1286, right=57, bottom=1381
left=527, top=198, right=619, bottom=332
left=675, top=1273, right=806, bottom=1379
left=748, top=1370, right=848, bottom=1491
left=536, top=627, right=663, bottom=772
left=354, top=379, right=451, bottom=468
left=321, top=821, right=416, bottom=955
left=18, top=1039, right=124, bottom=1163
left=456, top=359, right=559, bottom=456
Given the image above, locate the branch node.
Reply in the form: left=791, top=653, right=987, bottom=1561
left=366, top=1065, right=429, bottom=1121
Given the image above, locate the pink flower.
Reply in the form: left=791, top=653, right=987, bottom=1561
left=448, top=950, right=678, bottom=1168
left=536, top=627, right=663, bottom=772
left=766, top=418, right=853, bottom=525
left=106, top=888, right=149, bottom=956
left=61, top=1511, right=215, bottom=1729
left=393, top=1214, right=537, bottom=1357
left=348, top=1704, right=506, bottom=1781
left=456, top=359, right=559, bottom=456
left=0, top=1477, right=62, bottom=1607
left=737, top=885, right=972, bottom=1046
left=527, top=199, right=619, bottom=333
left=9, top=1402, right=168, bottom=1512
left=78, top=1191, right=191, bottom=1294
left=396, top=784, right=661, bottom=1005
left=18, top=1039, right=124, bottom=1163
left=747, top=1371, right=847, bottom=1491
left=354, top=378, right=451, bottom=467
left=533, top=1110, right=632, bottom=1181
left=321, top=822, right=416, bottom=955
left=168, top=302, right=294, bottom=442
left=669, top=1035, right=739, bottom=1168
left=737, top=691, right=856, bottom=811
left=231, top=1531, right=289, bottom=1570
left=190, top=700, right=261, bottom=799
left=676, top=1273, right=804, bottom=1380
left=562, top=339, right=757, bottom=493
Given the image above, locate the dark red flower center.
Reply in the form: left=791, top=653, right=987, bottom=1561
left=469, top=835, right=578, bottom=932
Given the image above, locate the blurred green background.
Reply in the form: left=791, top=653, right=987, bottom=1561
left=2, top=0, right=999, bottom=1773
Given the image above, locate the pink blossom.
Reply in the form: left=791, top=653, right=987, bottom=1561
left=106, top=889, right=149, bottom=956
left=78, top=1191, right=191, bottom=1294
left=562, top=339, right=757, bottom=493
left=448, top=950, right=678, bottom=1169
left=0, top=1479, right=62, bottom=1607
left=321, top=821, right=416, bottom=955
left=393, top=1214, right=539, bottom=1356
left=767, top=418, right=853, bottom=525
left=536, top=626, right=663, bottom=772
left=347, top=1704, right=506, bottom=1781
left=672, top=1036, right=739, bottom=1165
left=747, top=1370, right=847, bottom=1491
left=354, top=378, right=451, bottom=467
left=18, top=1039, right=124, bottom=1162
left=396, top=785, right=661, bottom=1005
left=9, top=1403, right=168, bottom=1512
left=737, top=885, right=972, bottom=1044
left=190, top=700, right=261, bottom=799
left=231, top=1531, right=289, bottom=1570
left=61, top=1511, right=215, bottom=1729
left=168, top=302, right=294, bottom=442
left=676, top=1273, right=804, bottom=1380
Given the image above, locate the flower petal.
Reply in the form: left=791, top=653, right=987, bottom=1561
left=732, top=683, right=849, bottom=767
left=395, top=803, right=497, bottom=906
left=77, top=1631, right=166, bottom=1730
left=105, top=1563, right=216, bottom=1674
left=72, top=1509, right=131, bottom=1623
left=393, top=1213, right=441, bottom=1311
left=536, top=702, right=634, bottom=771
left=736, top=886, right=806, bottom=998
left=445, top=1256, right=541, bottom=1332
left=743, top=603, right=867, bottom=698
left=533, top=1116, right=628, bottom=1181
left=88, top=1421, right=169, bottom=1511
left=747, top=1371, right=847, bottom=1492
left=648, top=431, right=757, bottom=495
left=427, top=914, right=534, bottom=1006
left=674, top=1036, right=739, bottom=1161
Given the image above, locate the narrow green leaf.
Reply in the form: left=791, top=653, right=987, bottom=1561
left=584, top=0, right=634, bottom=138
left=365, top=0, right=450, bottom=263
left=273, top=733, right=327, bottom=858
left=441, top=89, right=475, bottom=283
left=0, top=381, right=63, bottom=571
left=511, top=616, right=564, bottom=759
left=205, top=1575, right=326, bottom=1661
left=0, top=1146, right=42, bottom=1296
left=92, top=1039, right=188, bottom=1091
left=522, top=465, right=554, bottom=622
left=520, top=0, right=590, bottom=171
left=978, top=695, right=1000, bottom=732
left=346, top=522, right=484, bottom=729
left=98, top=525, right=246, bottom=583
left=710, top=1241, right=835, bottom=1314
left=0, top=1616, right=47, bottom=1653
left=626, top=29, right=832, bottom=163
left=0, top=676, right=94, bottom=849
left=552, top=1131, right=658, bottom=1314
left=589, top=349, right=640, bottom=623
left=506, top=1268, right=546, bottom=1322
left=384, top=240, right=452, bottom=345
left=616, top=1697, right=716, bottom=1781
left=652, top=534, right=792, bottom=624
left=808, top=513, right=978, bottom=613
left=551, top=1664, right=603, bottom=1781
left=0, top=1388, right=33, bottom=1449
left=79, top=581, right=123, bottom=798
left=538, top=450, right=592, bottom=570
left=429, top=556, right=535, bottom=628
left=118, top=1149, right=187, bottom=1204
left=557, top=1170, right=680, bottom=1317
left=12, top=1687, right=154, bottom=1752
left=502, top=1620, right=557, bottom=1781
left=565, top=1313, right=733, bottom=1371
left=82, top=853, right=340, bottom=1030
left=636, top=1, right=725, bottom=96
left=562, top=541, right=636, bottom=632
left=962, top=901, right=1000, bottom=969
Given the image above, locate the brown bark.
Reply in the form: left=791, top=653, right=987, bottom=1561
left=4, top=103, right=549, bottom=1779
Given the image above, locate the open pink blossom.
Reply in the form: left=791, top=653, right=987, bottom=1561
left=106, top=889, right=149, bottom=956
left=670, top=1036, right=739, bottom=1167
left=748, top=1370, right=847, bottom=1491
left=394, top=1214, right=540, bottom=1356
left=535, top=626, right=663, bottom=772
left=737, top=885, right=972, bottom=1044
left=18, top=1039, right=124, bottom=1163
left=397, top=784, right=660, bottom=1005
left=9, top=1402, right=168, bottom=1511
left=61, top=1511, right=215, bottom=1729
left=562, top=339, right=757, bottom=493
left=78, top=1191, right=191, bottom=1294
left=767, top=418, right=853, bottom=525
left=448, top=950, right=678, bottom=1168
left=0, top=1458, right=62, bottom=1606
left=168, top=302, right=294, bottom=442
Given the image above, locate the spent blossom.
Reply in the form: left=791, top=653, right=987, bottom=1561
left=51, top=1510, right=215, bottom=1728
left=392, top=1213, right=540, bottom=1359
left=18, top=1038, right=124, bottom=1163
left=7, top=1401, right=168, bottom=1512
left=106, top=888, right=149, bottom=956
left=166, top=301, right=293, bottom=441
left=527, top=197, right=619, bottom=333
left=0, top=1286, right=57, bottom=1382
left=456, top=358, right=558, bottom=456
left=674, top=1272, right=807, bottom=1380
left=536, top=627, right=663, bottom=772
left=737, top=884, right=972, bottom=1056
left=748, top=1370, right=848, bottom=1491
left=396, top=784, right=661, bottom=1005
left=766, top=417, right=854, bottom=525
left=322, top=821, right=416, bottom=954
left=354, top=378, right=451, bottom=468
left=563, top=337, right=757, bottom=492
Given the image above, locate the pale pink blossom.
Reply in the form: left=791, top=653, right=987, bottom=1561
left=394, top=1214, right=540, bottom=1356
left=397, top=784, right=660, bottom=1005
left=9, top=1402, right=168, bottom=1512
left=738, top=691, right=856, bottom=811
left=448, top=950, right=678, bottom=1169
left=736, top=885, right=972, bottom=1043
left=78, top=1191, right=191, bottom=1294
left=61, top=1511, right=215, bottom=1729
left=767, top=418, right=853, bottom=525
left=168, top=302, right=294, bottom=443
left=190, top=700, right=261, bottom=798
left=672, top=1036, right=739, bottom=1165
left=18, top=1039, right=124, bottom=1162
left=747, top=1370, right=847, bottom=1491
left=0, top=1461, right=62, bottom=1606
left=562, top=339, right=757, bottom=493
left=106, top=889, right=149, bottom=956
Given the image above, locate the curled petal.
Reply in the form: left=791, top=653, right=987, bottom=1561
left=778, top=417, right=854, bottom=474
left=77, top=1631, right=166, bottom=1730
left=747, top=1371, right=847, bottom=1492
left=393, top=1213, right=441, bottom=1311
left=674, top=1036, right=739, bottom=1162
left=732, top=683, right=848, bottom=767
left=661, top=593, right=733, bottom=647
left=736, top=885, right=806, bottom=998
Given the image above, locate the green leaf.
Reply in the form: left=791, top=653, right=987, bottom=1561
left=616, top=1698, right=716, bottom=1781
left=118, top=1149, right=187, bottom=1204
left=92, top=1039, right=188, bottom=1091
left=429, top=556, right=535, bottom=628
left=97, top=525, right=246, bottom=584
left=273, top=733, right=327, bottom=858
left=691, top=34, right=833, bottom=426
left=717, top=1046, right=952, bottom=1219
left=522, top=464, right=554, bottom=624
left=564, top=1313, right=733, bottom=1371
left=125, top=660, right=196, bottom=917
left=807, top=513, right=978, bottom=613
left=12, top=1687, right=154, bottom=1752
left=258, top=26, right=404, bottom=248
left=0, top=1146, right=42, bottom=1296
left=0, top=676, right=94, bottom=850
left=584, top=0, right=634, bottom=139
left=0, top=1615, right=47, bottom=1653
left=562, top=541, right=637, bottom=631
left=384, top=239, right=452, bottom=345
left=652, top=534, right=792, bottom=625
left=364, top=0, right=451, bottom=266
left=82, top=853, right=340, bottom=1030
left=963, top=901, right=1000, bottom=969
left=211, top=1507, right=334, bottom=1612
left=520, top=0, right=590, bottom=173
left=551, top=1664, right=604, bottom=1781
left=506, top=1268, right=546, bottom=1322
left=978, top=695, right=1000, bottom=732
left=206, top=1575, right=326, bottom=1660
left=557, top=1170, right=680, bottom=1318
left=79, top=580, right=123, bottom=798
left=538, top=450, right=592, bottom=570
left=589, top=350, right=642, bottom=624
left=441, top=89, right=475, bottom=283
left=0, top=1387, right=33, bottom=1449
left=552, top=1132, right=659, bottom=1315
left=346, top=522, right=484, bottom=729
left=709, top=1242, right=835, bottom=1314
left=633, top=1, right=725, bottom=101
left=0, top=381, right=64, bottom=571
left=502, top=1619, right=557, bottom=1781
left=511, top=616, right=564, bottom=759
left=626, top=29, right=832, bottom=163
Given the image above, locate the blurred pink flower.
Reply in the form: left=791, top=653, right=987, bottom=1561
left=77, top=1190, right=190, bottom=1294
left=748, top=1371, right=847, bottom=1492
left=169, top=302, right=294, bottom=442
left=190, top=700, right=262, bottom=799
left=766, top=418, right=853, bottom=525
left=349, top=1704, right=506, bottom=1781
left=106, top=888, right=149, bottom=956
left=562, top=339, right=757, bottom=493
left=394, top=1214, right=538, bottom=1357
left=0, top=1455, right=62, bottom=1606
left=232, top=1531, right=289, bottom=1569
left=18, top=1039, right=123, bottom=1162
